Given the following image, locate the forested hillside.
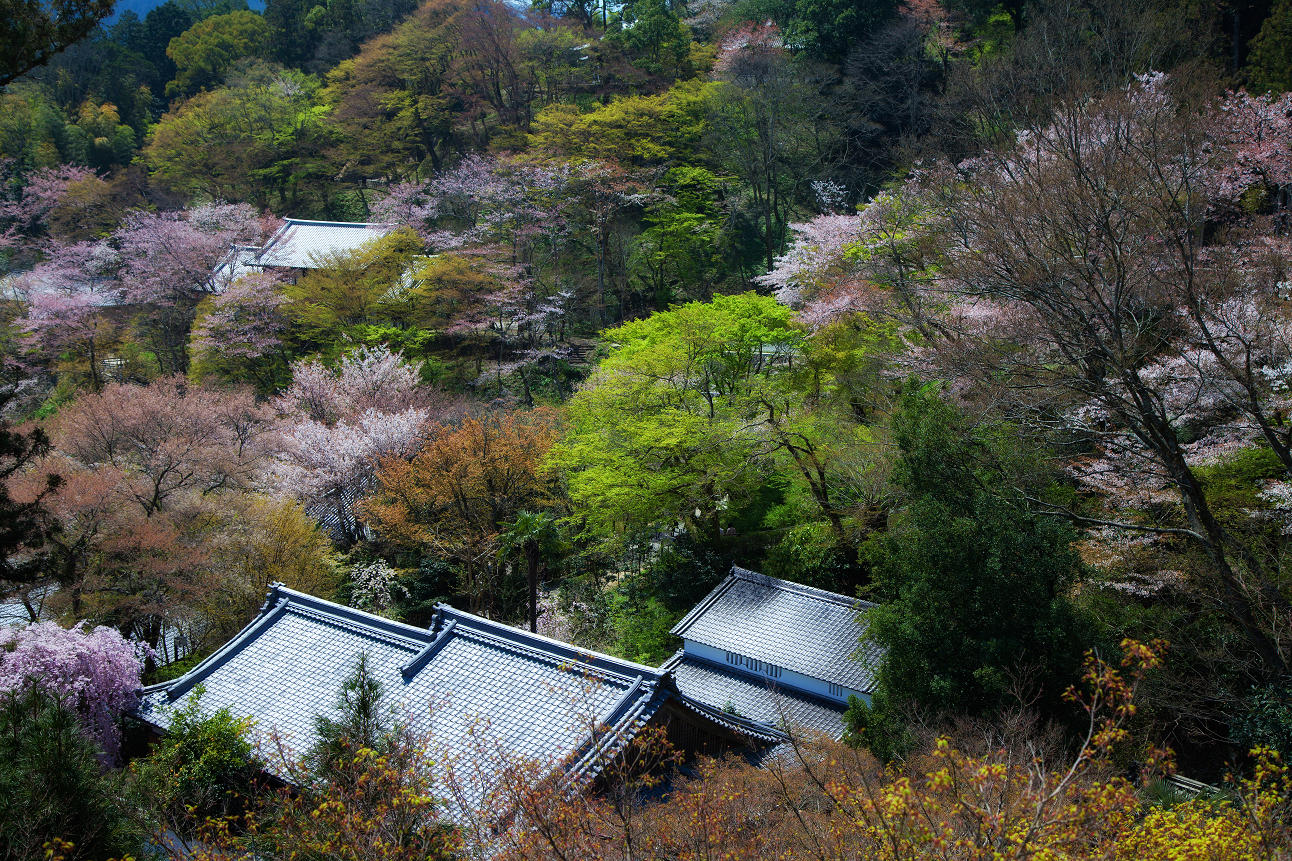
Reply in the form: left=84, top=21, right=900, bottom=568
left=4, top=0, right=1292, bottom=857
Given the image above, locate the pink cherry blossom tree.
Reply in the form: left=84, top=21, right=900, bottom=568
left=917, top=71, right=1292, bottom=676
left=115, top=203, right=269, bottom=305
left=53, top=376, right=275, bottom=516
left=0, top=164, right=98, bottom=256
left=272, top=407, right=430, bottom=545
left=762, top=184, right=964, bottom=339
left=15, top=240, right=121, bottom=390
left=1210, top=89, right=1292, bottom=206
left=0, top=620, right=149, bottom=762
left=277, top=345, right=430, bottom=423
left=190, top=271, right=291, bottom=391
left=758, top=213, right=861, bottom=308
left=114, top=202, right=276, bottom=374
left=271, top=346, right=454, bottom=543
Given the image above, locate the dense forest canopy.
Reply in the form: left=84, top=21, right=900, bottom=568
left=5, top=0, right=1292, bottom=856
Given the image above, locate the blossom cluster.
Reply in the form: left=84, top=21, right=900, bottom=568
left=0, top=621, right=149, bottom=761
left=269, top=346, right=440, bottom=543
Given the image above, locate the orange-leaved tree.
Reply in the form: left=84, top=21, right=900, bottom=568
left=360, top=408, right=561, bottom=616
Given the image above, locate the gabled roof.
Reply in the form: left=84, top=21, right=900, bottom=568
left=663, top=651, right=847, bottom=738
left=255, top=219, right=395, bottom=269
left=671, top=566, right=881, bottom=694
left=138, top=586, right=779, bottom=796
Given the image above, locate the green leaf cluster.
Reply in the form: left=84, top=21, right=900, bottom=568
left=847, top=387, right=1091, bottom=758
left=134, top=688, right=259, bottom=819
left=552, top=292, right=803, bottom=545
left=166, top=9, right=273, bottom=97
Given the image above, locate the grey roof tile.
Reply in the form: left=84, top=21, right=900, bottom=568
left=255, top=219, right=395, bottom=269
left=138, top=586, right=775, bottom=801
left=210, top=244, right=262, bottom=292
left=671, top=566, right=883, bottom=693
left=665, top=651, right=847, bottom=738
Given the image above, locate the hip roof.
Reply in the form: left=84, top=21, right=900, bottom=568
left=255, top=219, right=396, bottom=269
left=670, top=566, right=882, bottom=693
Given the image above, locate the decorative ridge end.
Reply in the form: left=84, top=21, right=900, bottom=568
left=260, top=582, right=286, bottom=613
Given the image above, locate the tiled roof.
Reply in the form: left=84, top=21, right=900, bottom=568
left=1, top=584, right=60, bottom=626
left=138, top=586, right=778, bottom=802
left=664, top=651, right=847, bottom=738
left=210, top=244, right=262, bottom=291
left=255, top=219, right=395, bottom=269
left=305, top=483, right=368, bottom=543
left=671, top=566, right=882, bottom=693
left=0, top=597, right=35, bottom=627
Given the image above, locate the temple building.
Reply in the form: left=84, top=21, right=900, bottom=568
left=663, top=566, right=882, bottom=739
left=210, top=218, right=398, bottom=289
left=137, top=585, right=781, bottom=811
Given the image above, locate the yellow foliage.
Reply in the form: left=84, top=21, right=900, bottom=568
left=1117, top=749, right=1292, bottom=861
left=528, top=80, right=714, bottom=165
left=483, top=642, right=1292, bottom=861
left=201, top=494, right=341, bottom=639
left=1119, top=802, right=1261, bottom=861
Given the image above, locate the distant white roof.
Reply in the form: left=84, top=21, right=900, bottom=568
left=210, top=244, right=263, bottom=291
left=255, top=219, right=396, bottom=269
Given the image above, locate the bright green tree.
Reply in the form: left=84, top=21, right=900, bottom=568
left=554, top=295, right=895, bottom=554
left=631, top=166, right=726, bottom=306
left=284, top=228, right=426, bottom=356
left=131, top=689, right=258, bottom=830
left=528, top=80, right=714, bottom=166
left=552, top=293, right=802, bottom=547
left=845, top=388, right=1091, bottom=759
left=165, top=9, right=272, bottom=96
left=145, top=62, right=332, bottom=210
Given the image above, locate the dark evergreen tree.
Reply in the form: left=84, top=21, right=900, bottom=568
left=0, top=687, right=141, bottom=861
left=0, top=0, right=116, bottom=87
left=845, top=387, right=1091, bottom=759
left=1248, top=0, right=1292, bottom=91
left=0, top=388, right=58, bottom=584
left=310, top=653, right=396, bottom=775
left=733, top=0, right=899, bottom=64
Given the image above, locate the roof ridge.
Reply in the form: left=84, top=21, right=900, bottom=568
left=286, top=602, right=425, bottom=651
left=145, top=596, right=290, bottom=700
left=281, top=218, right=397, bottom=228
left=273, top=585, right=434, bottom=644
left=143, top=586, right=435, bottom=699
left=671, top=691, right=789, bottom=742
left=671, top=566, right=872, bottom=640
left=436, top=604, right=667, bottom=681
left=659, top=649, right=685, bottom=671
left=668, top=573, right=740, bottom=638
left=729, top=566, right=873, bottom=609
